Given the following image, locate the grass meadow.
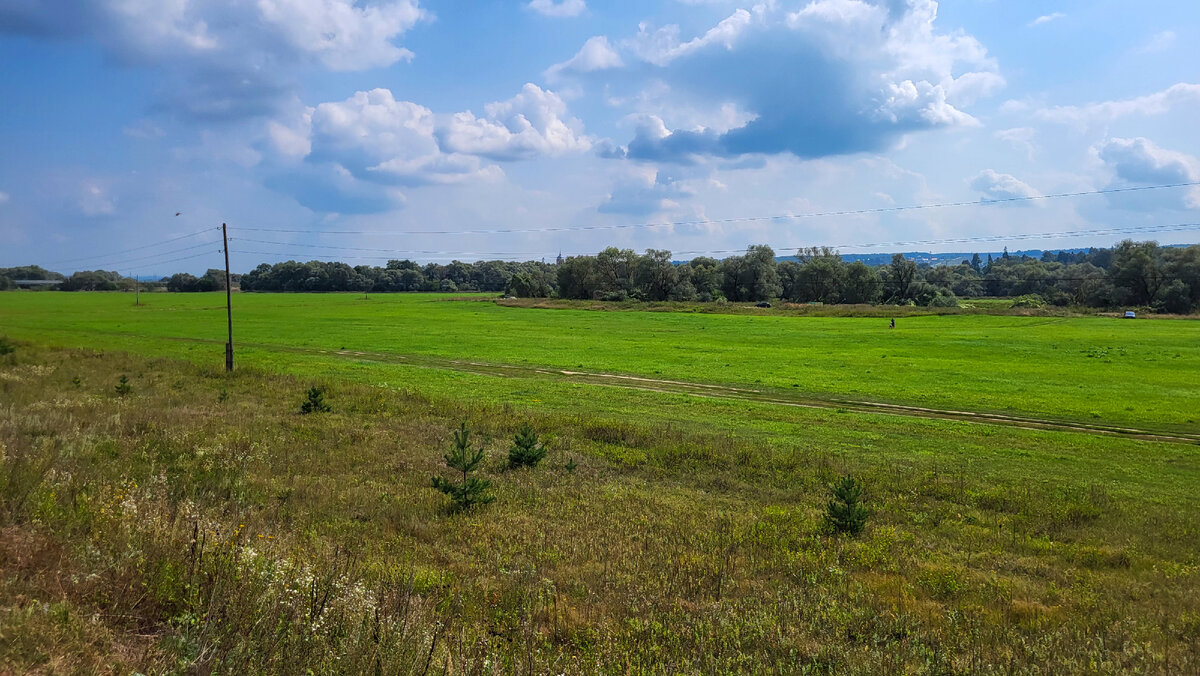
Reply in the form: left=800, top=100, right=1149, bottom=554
left=1, top=291, right=1198, bottom=673
left=1, top=291, right=1198, bottom=430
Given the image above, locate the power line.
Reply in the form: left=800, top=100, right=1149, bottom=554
left=139, top=251, right=221, bottom=269
left=225, top=249, right=1200, bottom=286
left=226, top=222, right=1200, bottom=261
left=233, top=238, right=554, bottom=256
left=43, top=226, right=219, bottom=266
left=229, top=249, right=464, bottom=260
left=826, top=223, right=1200, bottom=250
left=65, top=242, right=222, bottom=271
left=85, top=250, right=219, bottom=273
left=229, top=181, right=1200, bottom=237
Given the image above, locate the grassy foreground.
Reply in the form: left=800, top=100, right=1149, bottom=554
left=2, top=340, right=1199, bottom=674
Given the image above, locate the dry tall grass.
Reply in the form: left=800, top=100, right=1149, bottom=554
left=2, top=343, right=1197, bottom=673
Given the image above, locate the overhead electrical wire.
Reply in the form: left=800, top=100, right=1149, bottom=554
left=226, top=222, right=1200, bottom=261
left=119, top=251, right=220, bottom=269
left=77, top=250, right=220, bottom=273
left=29, top=180, right=1200, bottom=271
left=224, top=247, right=1200, bottom=284
left=825, top=222, right=1200, bottom=251
left=74, top=241, right=222, bottom=270
left=42, top=226, right=220, bottom=267
left=229, top=249, right=474, bottom=261
left=229, top=181, right=1200, bottom=237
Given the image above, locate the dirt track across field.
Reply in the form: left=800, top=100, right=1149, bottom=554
left=258, top=340, right=1200, bottom=446
left=24, top=326, right=1200, bottom=445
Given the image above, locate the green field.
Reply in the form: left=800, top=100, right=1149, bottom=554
left=1, top=291, right=1197, bottom=431
left=2, top=292, right=1199, bottom=673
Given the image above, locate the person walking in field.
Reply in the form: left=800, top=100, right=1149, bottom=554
left=890, top=318, right=895, bottom=329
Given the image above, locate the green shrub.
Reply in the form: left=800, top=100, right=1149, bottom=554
left=431, top=422, right=494, bottom=512
left=508, top=422, right=547, bottom=468
left=300, top=386, right=331, bottom=414
left=1011, top=294, right=1046, bottom=309
left=114, top=375, right=132, bottom=397
left=824, top=475, right=868, bottom=536
left=0, top=337, right=14, bottom=355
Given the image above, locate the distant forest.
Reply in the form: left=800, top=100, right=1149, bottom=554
left=3, top=240, right=1198, bottom=313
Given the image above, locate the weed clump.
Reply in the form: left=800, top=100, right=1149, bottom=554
left=1010, top=294, right=1046, bottom=309
left=114, top=375, right=132, bottom=397
left=300, top=386, right=331, bottom=414
left=508, top=422, right=547, bottom=468
left=432, top=422, right=494, bottom=512
left=825, top=475, right=868, bottom=536
left=0, top=337, right=14, bottom=355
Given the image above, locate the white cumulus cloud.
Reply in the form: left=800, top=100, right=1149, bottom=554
left=257, top=0, right=424, bottom=70
left=265, top=84, right=591, bottom=211
left=1099, top=137, right=1200, bottom=208
left=545, top=36, right=623, bottom=80
left=970, top=169, right=1041, bottom=202
left=1096, top=137, right=1200, bottom=208
left=628, top=8, right=753, bottom=66
left=1036, top=82, right=1200, bottom=124
left=586, top=0, right=1001, bottom=162
left=527, top=0, right=586, bottom=18
left=267, top=108, right=315, bottom=159
left=307, top=89, right=487, bottom=186
left=0, top=0, right=428, bottom=119
left=438, top=84, right=592, bottom=161
left=1029, top=13, right=1065, bottom=27
left=598, top=166, right=695, bottom=215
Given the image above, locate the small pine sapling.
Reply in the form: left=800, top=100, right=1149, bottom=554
left=300, top=386, right=331, bottom=414
left=115, top=375, right=132, bottom=397
left=0, top=337, right=14, bottom=355
left=564, top=456, right=578, bottom=474
left=508, top=422, right=547, bottom=468
left=825, top=475, right=869, bottom=536
left=72, top=376, right=82, bottom=388
left=432, top=422, right=494, bottom=512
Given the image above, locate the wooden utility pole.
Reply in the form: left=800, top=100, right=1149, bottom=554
left=223, top=223, right=233, bottom=372
left=134, top=273, right=140, bottom=306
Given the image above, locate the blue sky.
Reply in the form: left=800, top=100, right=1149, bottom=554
left=1, top=0, right=1198, bottom=273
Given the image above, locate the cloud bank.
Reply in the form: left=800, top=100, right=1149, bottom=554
left=265, top=84, right=591, bottom=211
left=0, top=0, right=427, bottom=119
left=1097, top=137, right=1200, bottom=209
left=554, top=0, right=1002, bottom=163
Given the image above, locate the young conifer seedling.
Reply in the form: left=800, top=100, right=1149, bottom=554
left=432, top=422, right=494, bottom=512
left=825, top=475, right=869, bottom=536
left=508, top=422, right=547, bottom=468
left=300, top=386, right=331, bottom=414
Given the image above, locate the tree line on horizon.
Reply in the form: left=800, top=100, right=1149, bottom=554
left=2, top=240, right=1198, bottom=312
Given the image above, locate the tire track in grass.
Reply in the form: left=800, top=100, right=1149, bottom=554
left=19, top=326, right=1200, bottom=445
left=248, top=340, right=1199, bottom=446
